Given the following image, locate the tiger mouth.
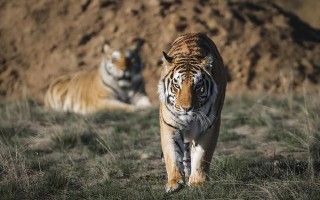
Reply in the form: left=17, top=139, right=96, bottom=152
left=175, top=109, right=194, bottom=116
left=118, top=79, right=131, bottom=88
left=118, top=76, right=132, bottom=81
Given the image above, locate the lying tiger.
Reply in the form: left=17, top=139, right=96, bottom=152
left=44, top=42, right=151, bottom=114
left=158, top=33, right=227, bottom=192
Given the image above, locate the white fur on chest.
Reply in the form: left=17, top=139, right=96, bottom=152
left=167, top=93, right=216, bottom=142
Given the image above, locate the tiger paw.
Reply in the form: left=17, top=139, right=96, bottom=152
left=184, top=175, right=190, bottom=183
left=166, top=179, right=184, bottom=193
left=135, top=97, right=152, bottom=109
left=126, top=105, right=138, bottom=112
left=188, top=175, right=205, bottom=187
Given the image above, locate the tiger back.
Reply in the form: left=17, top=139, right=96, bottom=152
left=44, top=42, right=151, bottom=114
left=158, top=33, right=227, bottom=192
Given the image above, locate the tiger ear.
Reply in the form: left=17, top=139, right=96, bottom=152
left=132, top=38, right=144, bottom=53
left=103, top=43, right=110, bottom=53
left=162, top=52, right=174, bottom=71
left=163, top=52, right=173, bottom=63
left=201, top=54, right=213, bottom=71
left=112, top=51, right=121, bottom=61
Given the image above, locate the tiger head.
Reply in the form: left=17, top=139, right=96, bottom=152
left=100, top=42, right=143, bottom=88
left=158, top=52, right=217, bottom=116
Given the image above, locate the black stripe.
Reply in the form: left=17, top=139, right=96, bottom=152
left=101, top=79, right=121, bottom=99
left=104, top=64, right=112, bottom=76
left=160, top=107, right=179, bottom=130
left=206, top=103, right=217, bottom=129
left=200, top=96, right=210, bottom=107
left=163, top=70, right=173, bottom=80
left=183, top=142, right=190, bottom=162
left=199, top=79, right=213, bottom=107
left=184, top=142, right=190, bottom=151
left=179, top=131, right=184, bottom=143
left=163, top=117, right=179, bottom=130
left=174, top=139, right=184, bottom=155
left=165, top=103, right=178, bottom=118
left=173, top=131, right=184, bottom=155
left=162, top=79, right=166, bottom=95
left=164, top=104, right=187, bottom=128
left=206, top=103, right=213, bottom=116
left=207, top=119, right=216, bottom=129
left=166, top=95, right=173, bottom=106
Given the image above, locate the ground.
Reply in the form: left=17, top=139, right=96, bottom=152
left=1, top=0, right=320, bottom=103
left=0, top=94, right=319, bottom=199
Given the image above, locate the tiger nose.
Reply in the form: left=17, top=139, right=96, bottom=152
left=181, top=106, right=192, bottom=112
left=123, top=70, right=129, bottom=76
left=124, top=71, right=131, bottom=79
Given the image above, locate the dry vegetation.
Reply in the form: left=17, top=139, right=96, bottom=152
left=0, top=93, right=319, bottom=199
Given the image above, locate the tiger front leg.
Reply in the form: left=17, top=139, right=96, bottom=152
left=160, top=124, right=185, bottom=192
left=131, top=94, right=151, bottom=109
left=183, top=142, right=191, bottom=181
left=188, top=143, right=207, bottom=186
left=188, top=119, right=220, bottom=186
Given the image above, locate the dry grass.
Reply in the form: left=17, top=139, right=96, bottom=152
left=0, top=93, right=319, bottom=199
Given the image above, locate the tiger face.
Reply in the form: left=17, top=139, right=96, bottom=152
left=102, top=48, right=143, bottom=88
left=158, top=54, right=217, bottom=118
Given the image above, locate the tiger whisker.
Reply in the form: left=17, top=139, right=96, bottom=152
left=195, top=112, right=205, bottom=128
left=198, top=112, right=207, bottom=128
left=194, top=111, right=212, bottom=131
left=209, top=113, right=217, bottom=120
left=201, top=111, right=211, bottom=128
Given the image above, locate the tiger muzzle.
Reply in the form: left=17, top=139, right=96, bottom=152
left=176, top=81, right=197, bottom=113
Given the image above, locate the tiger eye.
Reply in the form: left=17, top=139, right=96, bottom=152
left=200, top=87, right=204, bottom=93
left=195, top=82, right=202, bottom=90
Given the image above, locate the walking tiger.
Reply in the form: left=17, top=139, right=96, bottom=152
left=158, top=33, right=227, bottom=192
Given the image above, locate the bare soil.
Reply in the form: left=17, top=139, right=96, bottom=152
left=1, top=0, right=320, bottom=103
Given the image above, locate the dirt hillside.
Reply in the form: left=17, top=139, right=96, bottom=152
left=1, top=0, right=320, bottom=103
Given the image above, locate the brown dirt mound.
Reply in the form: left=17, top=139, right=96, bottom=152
left=1, top=0, right=320, bottom=103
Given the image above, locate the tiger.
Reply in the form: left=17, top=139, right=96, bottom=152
left=44, top=41, right=151, bottom=114
left=158, top=33, right=227, bottom=192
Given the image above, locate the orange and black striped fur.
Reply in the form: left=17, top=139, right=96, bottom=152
left=45, top=42, right=151, bottom=114
left=158, top=33, right=227, bottom=192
